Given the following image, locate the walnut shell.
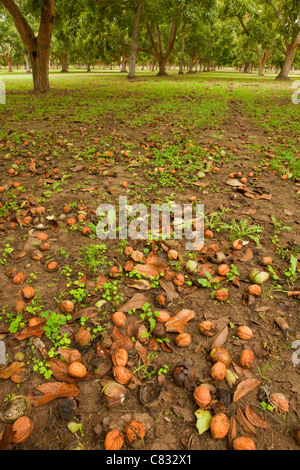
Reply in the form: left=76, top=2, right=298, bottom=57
left=12, top=416, right=34, bottom=443
left=217, top=264, right=230, bottom=276
left=232, top=436, right=256, bottom=450
left=210, top=412, right=230, bottom=439
left=173, top=362, right=195, bottom=388
left=152, top=322, right=166, bottom=339
left=236, top=326, right=253, bottom=340
left=111, top=348, right=128, bottom=367
left=214, top=289, right=229, bottom=302
left=60, top=300, right=75, bottom=313
left=210, top=347, right=231, bottom=366
left=193, top=385, right=211, bottom=408
left=112, top=311, right=126, bottom=328
left=113, top=365, right=132, bottom=385
left=240, top=349, right=254, bottom=368
left=175, top=332, right=191, bottom=347
left=168, top=249, right=179, bottom=260
left=104, top=429, right=124, bottom=450
left=211, top=361, right=227, bottom=381
left=199, top=320, right=216, bottom=337
left=248, top=284, right=261, bottom=296
left=260, top=256, right=273, bottom=266
left=125, top=420, right=145, bottom=448
left=75, top=327, right=91, bottom=346
left=232, top=239, right=243, bottom=250
left=13, top=272, right=26, bottom=285
left=156, top=310, right=171, bottom=323
left=31, top=250, right=43, bottom=261
left=102, top=381, right=126, bottom=408
left=22, top=286, right=35, bottom=300
left=68, top=361, right=87, bottom=378
left=173, top=274, right=185, bottom=287
left=269, top=393, right=289, bottom=413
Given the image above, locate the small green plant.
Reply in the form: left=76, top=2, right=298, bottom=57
left=69, top=285, right=88, bottom=303
left=79, top=243, right=107, bottom=272
left=197, top=271, right=215, bottom=288
left=32, top=357, right=53, bottom=379
left=158, top=364, right=169, bottom=375
left=139, top=302, right=160, bottom=336
left=101, top=280, right=124, bottom=309
left=204, top=207, right=230, bottom=230
left=226, top=264, right=239, bottom=282
left=132, top=352, right=157, bottom=379
left=260, top=401, right=274, bottom=412
left=39, top=310, right=72, bottom=352
left=0, top=243, right=14, bottom=265
left=257, top=358, right=279, bottom=381
left=284, top=253, right=299, bottom=284
left=270, top=216, right=292, bottom=235
left=218, top=218, right=263, bottom=245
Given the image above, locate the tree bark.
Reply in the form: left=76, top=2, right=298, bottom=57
left=256, top=47, right=270, bottom=76
left=243, top=62, right=250, bottom=73
left=120, top=48, right=128, bottom=72
left=0, top=0, right=55, bottom=92
left=178, top=33, right=185, bottom=74
left=7, top=55, right=13, bottom=72
left=0, top=47, right=13, bottom=72
left=25, top=52, right=31, bottom=73
left=276, top=32, right=300, bottom=80
left=146, top=21, right=177, bottom=77
left=61, top=54, right=68, bottom=73
left=127, top=0, right=142, bottom=79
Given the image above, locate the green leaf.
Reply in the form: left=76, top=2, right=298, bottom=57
left=195, top=409, right=212, bottom=435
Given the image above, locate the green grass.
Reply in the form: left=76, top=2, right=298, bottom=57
left=0, top=68, right=299, bottom=179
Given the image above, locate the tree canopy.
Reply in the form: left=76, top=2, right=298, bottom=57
left=0, top=0, right=299, bottom=91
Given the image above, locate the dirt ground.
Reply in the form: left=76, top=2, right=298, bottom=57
left=0, top=80, right=299, bottom=452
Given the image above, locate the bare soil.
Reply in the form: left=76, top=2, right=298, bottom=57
left=0, top=85, right=299, bottom=452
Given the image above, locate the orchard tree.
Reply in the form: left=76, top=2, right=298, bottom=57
left=223, top=0, right=273, bottom=75
left=89, top=0, right=144, bottom=78
left=266, top=0, right=300, bottom=79
left=139, top=0, right=216, bottom=76
left=174, top=0, right=218, bottom=73
left=0, top=11, right=23, bottom=71
left=0, top=0, right=55, bottom=92
left=51, top=0, right=84, bottom=73
left=127, top=0, right=142, bottom=78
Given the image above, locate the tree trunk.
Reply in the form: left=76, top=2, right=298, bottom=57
left=256, top=48, right=270, bottom=76
left=156, top=57, right=167, bottom=76
left=120, top=49, right=127, bottom=72
left=145, top=21, right=177, bottom=77
left=25, top=52, right=31, bottom=73
left=0, top=0, right=55, bottom=93
left=178, top=33, right=185, bottom=74
left=276, top=32, right=300, bottom=80
left=61, top=54, right=68, bottom=73
left=243, top=62, right=250, bottom=73
left=128, top=0, right=142, bottom=79
left=187, top=51, right=196, bottom=73
left=7, top=54, right=13, bottom=72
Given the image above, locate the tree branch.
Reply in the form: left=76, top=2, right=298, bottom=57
left=0, top=0, right=35, bottom=50
left=237, top=15, right=249, bottom=36
left=146, top=22, right=159, bottom=58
